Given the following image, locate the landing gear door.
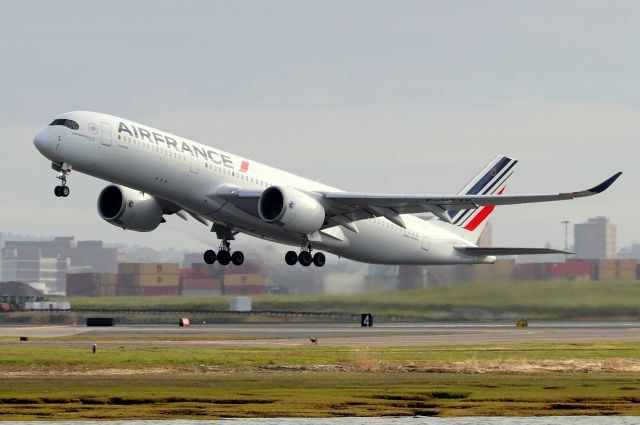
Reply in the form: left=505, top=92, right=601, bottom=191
left=100, top=122, right=112, bottom=147
left=420, top=236, right=430, bottom=251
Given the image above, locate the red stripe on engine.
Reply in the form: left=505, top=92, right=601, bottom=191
left=463, top=187, right=505, bottom=231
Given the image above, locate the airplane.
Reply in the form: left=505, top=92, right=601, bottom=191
left=33, top=111, right=621, bottom=268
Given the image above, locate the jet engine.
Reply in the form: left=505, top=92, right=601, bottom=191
left=258, top=186, right=325, bottom=234
left=97, top=185, right=164, bottom=232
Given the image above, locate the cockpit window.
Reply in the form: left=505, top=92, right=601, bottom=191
left=49, top=119, right=79, bottom=130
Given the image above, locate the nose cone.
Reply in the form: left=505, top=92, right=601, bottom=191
left=33, top=129, right=50, bottom=155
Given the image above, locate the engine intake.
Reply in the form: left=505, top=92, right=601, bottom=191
left=258, top=186, right=325, bottom=234
left=97, top=185, right=164, bottom=232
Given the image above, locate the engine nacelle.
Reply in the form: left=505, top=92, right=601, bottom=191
left=97, top=185, right=164, bottom=232
left=258, top=186, right=325, bottom=234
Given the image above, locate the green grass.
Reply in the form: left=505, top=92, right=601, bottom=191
left=3, top=372, right=640, bottom=419
left=3, top=342, right=640, bottom=418
left=2, top=342, right=640, bottom=368
left=52, top=280, right=640, bottom=320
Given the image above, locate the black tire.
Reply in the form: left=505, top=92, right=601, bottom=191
left=203, top=249, right=216, bottom=264
left=231, top=251, right=245, bottom=266
left=217, top=250, right=231, bottom=265
left=54, top=186, right=61, bottom=197
left=285, top=251, right=298, bottom=266
left=298, top=251, right=312, bottom=267
left=61, top=186, right=70, bottom=197
left=313, top=252, right=326, bottom=267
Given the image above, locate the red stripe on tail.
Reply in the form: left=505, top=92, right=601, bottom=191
left=463, top=187, right=505, bottom=231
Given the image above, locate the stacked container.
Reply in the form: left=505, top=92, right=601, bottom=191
left=117, top=263, right=180, bottom=296
left=595, top=259, right=637, bottom=281
left=223, top=263, right=265, bottom=295
left=67, top=273, right=118, bottom=296
left=180, top=265, right=222, bottom=296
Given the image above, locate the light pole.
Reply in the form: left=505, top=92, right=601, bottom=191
left=561, top=220, right=570, bottom=261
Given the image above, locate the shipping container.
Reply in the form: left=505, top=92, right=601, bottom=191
left=227, top=263, right=260, bottom=274
left=180, top=266, right=218, bottom=279
left=138, top=286, right=180, bottom=296
left=136, top=274, right=180, bottom=286
left=23, top=302, right=41, bottom=310
left=549, top=262, right=594, bottom=277
left=98, top=285, right=117, bottom=297
left=101, top=273, right=119, bottom=285
left=224, top=285, right=265, bottom=295
left=597, top=269, right=617, bottom=281
left=181, top=278, right=221, bottom=290
left=118, top=263, right=180, bottom=275
left=616, top=259, right=638, bottom=270
left=67, top=273, right=102, bottom=285
left=181, top=289, right=222, bottom=297
left=66, top=280, right=97, bottom=296
left=616, top=269, right=637, bottom=281
left=117, top=274, right=136, bottom=286
left=223, top=273, right=264, bottom=286
left=116, top=285, right=140, bottom=296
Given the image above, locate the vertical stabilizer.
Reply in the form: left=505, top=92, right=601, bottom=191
left=448, top=155, right=518, bottom=243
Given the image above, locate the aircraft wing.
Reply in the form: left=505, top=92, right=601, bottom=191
left=321, top=172, right=622, bottom=227
left=213, top=172, right=621, bottom=231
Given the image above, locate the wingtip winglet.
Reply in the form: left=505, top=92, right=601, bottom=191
left=588, top=171, right=622, bottom=194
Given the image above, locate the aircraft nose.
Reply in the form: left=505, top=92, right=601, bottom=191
left=33, top=129, right=50, bottom=154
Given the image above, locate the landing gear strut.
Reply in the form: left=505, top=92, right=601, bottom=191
left=203, top=224, right=244, bottom=266
left=52, top=162, right=71, bottom=198
left=285, top=239, right=326, bottom=267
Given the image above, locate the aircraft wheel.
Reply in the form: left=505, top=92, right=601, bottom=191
left=217, top=250, right=231, bottom=265
left=54, top=186, right=61, bottom=197
left=313, top=252, right=326, bottom=267
left=231, top=251, right=245, bottom=266
left=203, top=249, right=216, bottom=265
left=298, top=251, right=312, bottom=267
left=61, top=186, right=70, bottom=197
left=285, top=251, right=298, bottom=266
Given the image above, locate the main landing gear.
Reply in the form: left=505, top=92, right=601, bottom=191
left=52, top=162, right=71, bottom=198
left=203, top=240, right=245, bottom=266
left=203, top=224, right=244, bottom=266
left=285, top=240, right=326, bottom=267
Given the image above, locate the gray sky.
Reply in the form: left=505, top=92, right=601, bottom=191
left=1, top=1, right=638, bottom=253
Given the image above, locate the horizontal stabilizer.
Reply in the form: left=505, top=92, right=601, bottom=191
left=456, top=247, right=572, bottom=256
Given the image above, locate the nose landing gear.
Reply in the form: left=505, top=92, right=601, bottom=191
left=52, top=162, right=71, bottom=198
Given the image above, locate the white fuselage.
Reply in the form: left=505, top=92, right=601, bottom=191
left=34, top=111, right=492, bottom=265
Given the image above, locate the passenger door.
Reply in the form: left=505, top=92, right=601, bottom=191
left=100, top=122, right=112, bottom=147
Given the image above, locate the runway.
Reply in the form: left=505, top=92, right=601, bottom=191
left=2, top=322, right=640, bottom=348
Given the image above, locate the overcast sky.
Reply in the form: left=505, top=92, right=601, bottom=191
left=1, top=1, right=638, bottom=254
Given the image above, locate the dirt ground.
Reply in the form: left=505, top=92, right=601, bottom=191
left=6, top=358, right=640, bottom=376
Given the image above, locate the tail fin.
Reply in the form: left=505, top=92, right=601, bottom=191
left=448, top=155, right=518, bottom=243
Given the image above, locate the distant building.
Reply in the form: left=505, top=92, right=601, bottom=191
left=618, top=243, right=640, bottom=260
left=1, top=237, right=124, bottom=294
left=1, top=248, right=69, bottom=294
left=574, top=216, right=617, bottom=259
